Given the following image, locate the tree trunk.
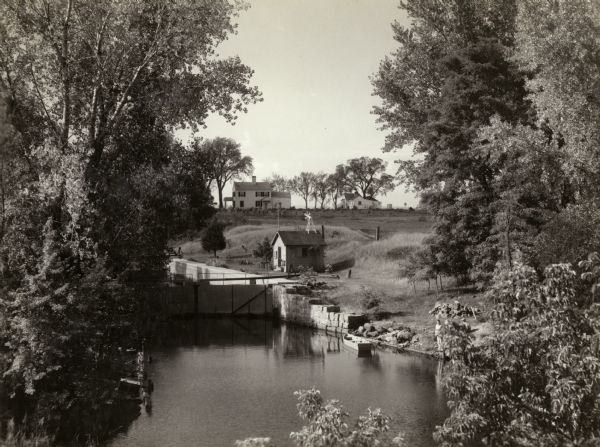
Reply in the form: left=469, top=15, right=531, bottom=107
left=304, top=197, right=308, bottom=209
left=217, top=183, right=224, bottom=208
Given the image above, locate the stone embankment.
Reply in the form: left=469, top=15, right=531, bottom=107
left=273, top=284, right=367, bottom=333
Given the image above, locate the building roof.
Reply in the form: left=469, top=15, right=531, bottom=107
left=271, top=191, right=291, bottom=198
left=271, top=231, right=327, bottom=247
left=233, top=181, right=273, bottom=191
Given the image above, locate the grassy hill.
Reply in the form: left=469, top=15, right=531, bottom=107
left=173, top=209, right=483, bottom=353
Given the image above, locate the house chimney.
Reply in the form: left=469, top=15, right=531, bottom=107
left=252, top=175, right=256, bottom=182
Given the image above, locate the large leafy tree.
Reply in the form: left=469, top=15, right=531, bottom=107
left=0, top=0, right=260, bottom=438
left=514, top=0, right=600, bottom=199
left=372, top=0, right=560, bottom=283
left=200, top=137, right=253, bottom=208
left=344, top=157, right=395, bottom=200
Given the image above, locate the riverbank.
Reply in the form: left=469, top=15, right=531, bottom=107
left=174, top=214, right=486, bottom=355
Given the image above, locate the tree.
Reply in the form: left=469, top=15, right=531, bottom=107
left=435, top=261, right=600, bottom=445
left=326, top=165, right=347, bottom=210
left=253, top=237, right=272, bottom=264
left=202, top=220, right=226, bottom=257
left=291, top=172, right=315, bottom=210
left=201, top=137, right=253, bottom=208
left=0, top=0, right=259, bottom=437
left=310, top=172, right=329, bottom=209
left=372, top=0, right=542, bottom=282
left=344, top=157, right=395, bottom=200
left=0, top=0, right=261, bottom=183
left=514, top=0, right=600, bottom=200
left=264, top=174, right=289, bottom=192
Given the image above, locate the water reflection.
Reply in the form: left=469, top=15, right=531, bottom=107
left=109, top=318, right=447, bottom=447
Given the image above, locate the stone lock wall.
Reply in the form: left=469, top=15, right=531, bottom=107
left=273, top=285, right=367, bottom=333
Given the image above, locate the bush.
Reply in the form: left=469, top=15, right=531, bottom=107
left=202, top=220, right=226, bottom=256
left=238, top=388, right=404, bottom=446
left=435, top=261, right=600, bottom=445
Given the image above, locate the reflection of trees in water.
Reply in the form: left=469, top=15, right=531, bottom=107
left=1, top=328, right=143, bottom=445
left=274, top=325, right=342, bottom=359
left=148, top=317, right=274, bottom=349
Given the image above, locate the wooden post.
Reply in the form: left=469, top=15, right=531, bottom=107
left=231, top=285, right=234, bottom=314
left=264, top=285, right=267, bottom=315
left=321, top=224, right=325, bottom=239
left=376, top=226, right=380, bottom=241
left=193, top=285, right=198, bottom=315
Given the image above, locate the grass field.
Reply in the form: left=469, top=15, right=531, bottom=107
left=174, top=209, right=484, bottom=352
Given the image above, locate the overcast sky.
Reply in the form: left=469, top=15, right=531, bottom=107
left=177, top=0, right=416, bottom=207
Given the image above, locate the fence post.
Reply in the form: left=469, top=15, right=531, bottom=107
left=376, top=226, right=380, bottom=241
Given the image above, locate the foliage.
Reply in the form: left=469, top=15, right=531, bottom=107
left=291, top=172, right=315, bottom=210
left=310, top=172, right=329, bottom=209
left=0, top=0, right=259, bottom=440
left=237, top=388, right=403, bottom=447
left=343, top=157, right=395, bottom=200
left=435, top=262, right=600, bottom=446
left=371, top=0, right=596, bottom=284
left=533, top=204, right=600, bottom=271
left=197, top=137, right=253, bottom=208
left=327, top=165, right=348, bottom=209
left=264, top=174, right=290, bottom=192
left=514, top=0, right=600, bottom=198
left=253, top=237, right=272, bottom=263
left=202, top=220, right=227, bottom=257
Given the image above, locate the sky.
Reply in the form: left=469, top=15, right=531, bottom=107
left=177, top=0, right=417, bottom=208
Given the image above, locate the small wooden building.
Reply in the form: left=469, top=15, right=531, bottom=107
left=271, top=231, right=326, bottom=273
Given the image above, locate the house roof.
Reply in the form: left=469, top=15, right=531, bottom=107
left=233, top=181, right=272, bottom=191
left=271, top=231, right=326, bottom=247
left=271, top=191, right=291, bottom=198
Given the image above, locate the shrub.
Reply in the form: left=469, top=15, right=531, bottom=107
left=237, top=388, right=404, bottom=446
left=435, top=261, right=600, bottom=446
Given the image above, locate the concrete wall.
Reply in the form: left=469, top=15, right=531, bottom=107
left=154, top=283, right=272, bottom=316
left=272, top=285, right=366, bottom=333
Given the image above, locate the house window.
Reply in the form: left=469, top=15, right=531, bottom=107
left=232, top=191, right=235, bottom=197
left=239, top=200, right=244, bottom=208
left=238, top=191, right=246, bottom=197
left=358, top=201, right=362, bottom=205
left=302, top=247, right=308, bottom=257
left=255, top=200, right=262, bottom=207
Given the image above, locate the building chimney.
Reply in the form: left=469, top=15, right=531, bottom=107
left=252, top=175, right=256, bottom=182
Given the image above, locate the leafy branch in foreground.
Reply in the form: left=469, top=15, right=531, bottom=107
left=435, top=259, right=600, bottom=446
left=237, top=388, right=405, bottom=447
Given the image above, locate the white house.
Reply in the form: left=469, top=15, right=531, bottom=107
left=230, top=176, right=292, bottom=209
left=271, top=230, right=326, bottom=273
left=340, top=193, right=381, bottom=209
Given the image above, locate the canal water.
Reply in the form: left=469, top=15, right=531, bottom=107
left=110, top=318, right=447, bottom=447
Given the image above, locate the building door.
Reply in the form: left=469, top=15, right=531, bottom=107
left=277, top=247, right=281, bottom=267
